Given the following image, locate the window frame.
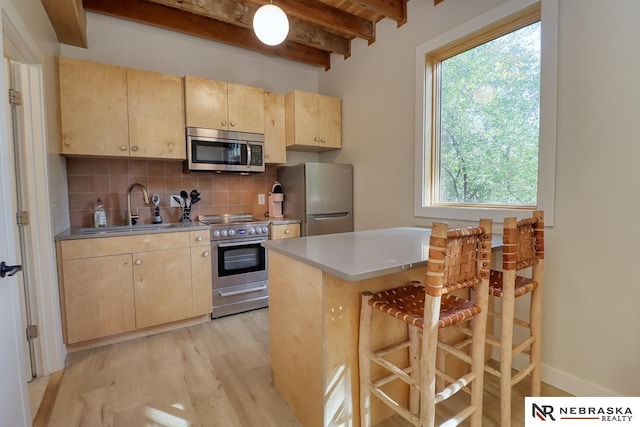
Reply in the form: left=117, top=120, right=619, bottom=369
left=414, top=0, right=557, bottom=226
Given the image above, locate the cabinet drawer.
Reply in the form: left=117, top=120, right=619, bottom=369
left=60, top=232, right=191, bottom=260
left=271, top=224, right=300, bottom=239
left=190, top=229, right=210, bottom=246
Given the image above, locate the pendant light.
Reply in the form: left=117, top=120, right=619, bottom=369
left=252, top=1, right=289, bottom=46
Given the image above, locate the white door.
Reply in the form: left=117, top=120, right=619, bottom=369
left=0, top=60, right=31, bottom=425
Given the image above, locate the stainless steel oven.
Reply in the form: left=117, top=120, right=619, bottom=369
left=200, top=214, right=270, bottom=318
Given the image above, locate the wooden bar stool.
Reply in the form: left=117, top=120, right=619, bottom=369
left=358, top=219, right=492, bottom=427
left=485, top=210, right=544, bottom=427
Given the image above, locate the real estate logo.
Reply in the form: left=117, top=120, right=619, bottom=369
left=525, top=397, right=639, bottom=426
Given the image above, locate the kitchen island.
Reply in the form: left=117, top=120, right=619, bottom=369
left=263, top=227, right=498, bottom=427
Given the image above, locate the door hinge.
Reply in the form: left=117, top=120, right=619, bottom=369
left=16, top=211, right=30, bottom=226
left=26, top=325, right=38, bottom=341
left=8, top=89, right=22, bottom=106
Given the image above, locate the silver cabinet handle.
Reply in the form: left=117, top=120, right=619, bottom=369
left=196, top=235, right=203, bottom=241
left=314, top=137, right=319, bottom=142
left=120, top=145, right=127, bottom=151
left=284, top=229, right=291, bottom=234
left=131, top=145, right=139, bottom=151
left=230, top=121, right=236, bottom=127
left=218, top=284, right=267, bottom=297
left=221, top=120, right=227, bottom=126
left=264, top=153, right=270, bottom=159
left=135, top=259, right=142, bottom=265
left=203, top=251, right=209, bottom=257
left=320, top=138, right=326, bottom=143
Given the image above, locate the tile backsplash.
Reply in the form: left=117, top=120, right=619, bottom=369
left=66, top=158, right=279, bottom=228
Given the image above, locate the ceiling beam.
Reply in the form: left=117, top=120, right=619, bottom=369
left=83, top=0, right=331, bottom=69
left=144, top=0, right=350, bottom=56
left=42, top=0, right=88, bottom=48
left=247, top=0, right=375, bottom=43
left=346, top=0, right=407, bottom=26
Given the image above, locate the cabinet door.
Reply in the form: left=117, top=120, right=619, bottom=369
left=286, top=90, right=319, bottom=148
left=191, top=246, right=213, bottom=316
left=184, top=75, right=228, bottom=130
left=228, top=83, right=265, bottom=134
left=133, top=248, right=192, bottom=328
left=318, top=95, right=342, bottom=149
left=271, top=224, right=300, bottom=239
left=59, top=57, right=129, bottom=156
left=264, top=92, right=286, bottom=164
left=62, top=254, right=135, bottom=343
left=127, top=69, right=186, bottom=159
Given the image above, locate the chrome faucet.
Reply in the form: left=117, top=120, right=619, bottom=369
left=127, top=183, right=150, bottom=226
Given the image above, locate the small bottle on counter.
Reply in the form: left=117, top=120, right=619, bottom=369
left=94, top=198, right=107, bottom=228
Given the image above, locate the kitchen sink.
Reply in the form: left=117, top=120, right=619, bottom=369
left=78, top=223, right=176, bottom=234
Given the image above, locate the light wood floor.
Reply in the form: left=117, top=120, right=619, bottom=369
left=47, top=308, right=569, bottom=427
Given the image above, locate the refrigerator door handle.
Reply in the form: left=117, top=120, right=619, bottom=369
left=308, top=212, right=351, bottom=220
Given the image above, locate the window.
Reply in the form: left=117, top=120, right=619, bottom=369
left=414, top=0, right=557, bottom=225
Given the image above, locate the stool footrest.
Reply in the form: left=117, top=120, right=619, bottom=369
left=512, top=335, right=536, bottom=356
left=372, top=366, right=414, bottom=388
left=369, top=353, right=418, bottom=387
left=511, top=362, right=536, bottom=386
left=368, top=384, right=419, bottom=426
left=437, top=340, right=472, bottom=365
left=435, top=372, right=476, bottom=403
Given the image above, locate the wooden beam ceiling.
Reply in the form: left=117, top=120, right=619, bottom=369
left=42, top=0, right=447, bottom=69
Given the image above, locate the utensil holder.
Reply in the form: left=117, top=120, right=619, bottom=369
left=180, top=207, right=192, bottom=225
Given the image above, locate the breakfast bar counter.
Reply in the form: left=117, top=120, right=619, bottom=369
left=262, top=227, right=440, bottom=427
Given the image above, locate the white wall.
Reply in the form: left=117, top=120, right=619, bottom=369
left=61, top=12, right=319, bottom=99
left=320, top=0, right=640, bottom=396
left=2, top=0, right=66, bottom=233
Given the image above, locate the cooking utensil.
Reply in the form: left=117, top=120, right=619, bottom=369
left=172, top=195, right=185, bottom=208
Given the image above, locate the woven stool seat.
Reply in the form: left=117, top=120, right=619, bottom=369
left=370, top=284, right=481, bottom=329
left=489, top=270, right=539, bottom=298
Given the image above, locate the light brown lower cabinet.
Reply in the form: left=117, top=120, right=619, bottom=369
left=61, top=254, right=136, bottom=343
left=57, top=229, right=212, bottom=344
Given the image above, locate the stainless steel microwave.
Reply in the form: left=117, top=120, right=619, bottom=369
left=185, top=127, right=265, bottom=173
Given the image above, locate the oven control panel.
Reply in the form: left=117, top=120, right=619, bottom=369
left=211, top=223, right=270, bottom=239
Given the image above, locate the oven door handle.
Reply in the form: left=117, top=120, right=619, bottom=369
left=217, top=239, right=267, bottom=248
left=218, top=284, right=267, bottom=297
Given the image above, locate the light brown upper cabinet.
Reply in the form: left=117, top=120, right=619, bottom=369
left=58, top=57, right=128, bottom=157
left=184, top=75, right=265, bottom=134
left=263, top=92, right=286, bottom=164
left=58, top=57, right=186, bottom=159
left=127, top=68, right=185, bottom=159
left=285, top=90, right=341, bottom=151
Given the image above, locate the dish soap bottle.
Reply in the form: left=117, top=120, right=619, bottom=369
left=94, top=198, right=107, bottom=228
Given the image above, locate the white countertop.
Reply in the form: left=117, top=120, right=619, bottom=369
left=263, top=227, right=434, bottom=282
left=263, top=227, right=502, bottom=282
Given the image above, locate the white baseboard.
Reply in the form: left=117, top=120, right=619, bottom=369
left=500, top=355, right=620, bottom=397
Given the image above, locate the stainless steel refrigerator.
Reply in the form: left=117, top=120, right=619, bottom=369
left=277, top=163, right=353, bottom=236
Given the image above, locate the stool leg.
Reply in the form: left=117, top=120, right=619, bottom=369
left=420, top=293, right=440, bottom=427
left=470, top=286, right=489, bottom=427
left=408, top=324, right=420, bottom=415
left=359, top=293, right=373, bottom=427
left=500, top=274, right=516, bottom=427
left=529, top=284, right=543, bottom=396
